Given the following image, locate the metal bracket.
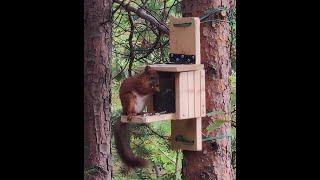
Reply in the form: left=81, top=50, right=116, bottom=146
left=173, top=22, right=192, bottom=27
left=169, top=53, right=196, bottom=64
left=175, top=135, right=194, bottom=145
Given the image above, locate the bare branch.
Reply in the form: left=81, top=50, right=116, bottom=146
left=112, top=0, right=125, bottom=15
left=112, top=59, right=130, bottom=80
left=113, top=7, right=124, bottom=22
left=174, top=150, right=180, bottom=180
left=163, top=0, right=167, bottom=18
left=142, top=124, right=169, bottom=140
left=137, top=30, right=161, bottom=60
left=127, top=12, right=135, bottom=77
left=140, top=0, right=149, bottom=8
left=114, top=0, right=170, bottom=35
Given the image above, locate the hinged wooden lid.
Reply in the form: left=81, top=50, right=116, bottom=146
left=140, top=64, right=204, bottom=72
left=169, top=17, right=201, bottom=64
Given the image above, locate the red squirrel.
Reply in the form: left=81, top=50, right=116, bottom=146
left=114, top=65, right=160, bottom=168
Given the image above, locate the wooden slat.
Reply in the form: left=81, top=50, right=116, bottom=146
left=141, top=64, right=204, bottom=72
left=121, top=113, right=176, bottom=123
left=171, top=117, right=202, bottom=151
left=200, top=70, right=206, bottom=116
left=175, top=72, right=189, bottom=119
left=175, top=73, right=180, bottom=119
left=195, top=19, right=201, bottom=64
left=188, top=71, right=194, bottom=118
left=194, top=70, right=201, bottom=117
left=196, top=117, right=202, bottom=150
left=169, top=17, right=201, bottom=64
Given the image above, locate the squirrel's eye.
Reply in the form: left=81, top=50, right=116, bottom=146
left=150, top=76, right=155, bottom=80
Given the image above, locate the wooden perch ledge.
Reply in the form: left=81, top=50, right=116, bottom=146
left=121, top=113, right=176, bottom=123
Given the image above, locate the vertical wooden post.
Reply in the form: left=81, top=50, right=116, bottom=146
left=171, top=117, right=202, bottom=151
left=170, top=17, right=203, bottom=151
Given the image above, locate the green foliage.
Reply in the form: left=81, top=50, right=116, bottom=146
left=206, top=110, right=225, bottom=117
left=230, top=74, right=236, bottom=171
left=228, top=2, right=236, bottom=71
left=230, top=75, right=236, bottom=110
left=111, top=109, right=182, bottom=179
left=206, top=119, right=226, bottom=133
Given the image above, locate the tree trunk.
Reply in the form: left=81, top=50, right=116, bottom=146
left=84, top=0, right=113, bottom=179
left=181, top=0, right=234, bottom=180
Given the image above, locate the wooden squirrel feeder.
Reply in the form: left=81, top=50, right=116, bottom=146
left=121, top=17, right=205, bottom=151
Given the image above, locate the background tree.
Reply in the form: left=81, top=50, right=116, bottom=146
left=84, top=0, right=113, bottom=179
left=181, top=0, right=234, bottom=179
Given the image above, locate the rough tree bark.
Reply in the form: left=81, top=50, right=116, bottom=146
left=181, top=0, right=234, bottom=180
left=84, top=0, right=113, bottom=179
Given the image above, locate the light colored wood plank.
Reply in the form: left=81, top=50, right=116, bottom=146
left=175, top=72, right=189, bottom=119
left=169, top=17, right=200, bottom=64
left=194, top=19, right=201, bottom=64
left=188, top=71, right=194, bottom=118
left=171, top=117, right=202, bottom=151
left=121, top=113, right=176, bottom=124
left=200, top=70, right=206, bottom=116
left=175, top=73, right=180, bottom=118
left=196, top=117, right=202, bottom=150
left=145, top=96, right=154, bottom=113
left=140, top=64, right=204, bottom=72
left=194, top=70, right=201, bottom=117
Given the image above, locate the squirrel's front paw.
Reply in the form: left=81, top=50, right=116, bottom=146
left=127, top=113, right=137, bottom=121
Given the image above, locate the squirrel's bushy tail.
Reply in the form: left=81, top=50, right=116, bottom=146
left=114, top=121, right=148, bottom=168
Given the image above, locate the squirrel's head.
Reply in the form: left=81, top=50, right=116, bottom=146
left=142, top=65, right=160, bottom=92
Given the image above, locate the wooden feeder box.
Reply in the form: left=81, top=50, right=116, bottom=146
left=121, top=17, right=205, bottom=151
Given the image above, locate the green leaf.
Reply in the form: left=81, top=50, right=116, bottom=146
left=206, top=110, right=225, bottom=117
left=206, top=119, right=226, bottom=133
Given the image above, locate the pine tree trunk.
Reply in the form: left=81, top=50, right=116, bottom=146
left=84, top=0, right=113, bottom=179
left=181, top=0, right=234, bottom=179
